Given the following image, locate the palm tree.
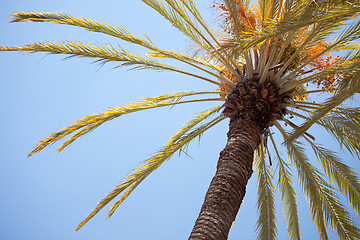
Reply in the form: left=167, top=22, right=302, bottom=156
left=2, top=0, right=360, bottom=239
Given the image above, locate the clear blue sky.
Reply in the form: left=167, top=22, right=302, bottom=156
left=1, top=1, right=358, bottom=239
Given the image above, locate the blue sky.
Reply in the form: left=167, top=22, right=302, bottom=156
left=1, top=1, right=359, bottom=239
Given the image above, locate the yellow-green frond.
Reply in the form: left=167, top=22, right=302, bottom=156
left=305, top=137, right=360, bottom=218
left=148, top=50, right=235, bottom=87
left=0, top=41, right=167, bottom=68
left=7, top=11, right=234, bottom=88
left=254, top=143, right=277, bottom=240
left=10, top=12, right=157, bottom=49
left=276, top=123, right=360, bottom=240
left=287, top=86, right=360, bottom=143
left=141, top=0, right=213, bottom=51
left=0, top=41, right=227, bottom=87
left=318, top=114, right=360, bottom=158
left=287, top=107, right=360, bottom=159
left=75, top=112, right=225, bottom=231
left=270, top=134, right=301, bottom=240
left=28, top=91, right=224, bottom=156
left=287, top=56, right=360, bottom=142
left=276, top=122, right=327, bottom=239
left=177, top=0, right=220, bottom=46
left=223, top=2, right=359, bottom=56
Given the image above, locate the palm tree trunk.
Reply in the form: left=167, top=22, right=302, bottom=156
left=189, top=117, right=262, bottom=240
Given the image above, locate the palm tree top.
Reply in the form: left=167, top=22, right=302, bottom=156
left=2, top=0, right=360, bottom=239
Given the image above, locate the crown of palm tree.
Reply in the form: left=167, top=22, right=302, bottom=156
left=2, top=0, right=360, bottom=239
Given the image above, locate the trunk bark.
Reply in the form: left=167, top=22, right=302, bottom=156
left=189, top=117, right=262, bottom=240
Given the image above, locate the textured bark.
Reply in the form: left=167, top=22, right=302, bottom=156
left=189, top=117, right=262, bottom=240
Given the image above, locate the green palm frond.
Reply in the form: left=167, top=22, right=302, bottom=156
left=10, top=12, right=157, bottom=49
left=280, top=20, right=360, bottom=90
left=285, top=51, right=360, bottom=142
left=286, top=107, right=360, bottom=159
left=284, top=51, right=359, bottom=94
left=0, top=41, right=227, bottom=88
left=305, top=138, right=360, bottom=218
left=222, top=1, right=359, bottom=55
left=142, top=0, right=239, bottom=77
left=223, top=0, right=246, bottom=35
left=148, top=50, right=235, bottom=87
left=287, top=83, right=360, bottom=143
left=254, top=142, right=277, bottom=240
left=318, top=114, right=360, bottom=158
left=259, top=0, right=283, bottom=23
left=75, top=109, right=225, bottom=231
left=269, top=134, right=301, bottom=240
left=9, top=11, right=234, bottom=87
left=276, top=122, right=360, bottom=240
left=28, top=91, right=223, bottom=156
left=275, top=24, right=326, bottom=82
left=177, top=0, right=220, bottom=45
left=141, top=0, right=212, bottom=51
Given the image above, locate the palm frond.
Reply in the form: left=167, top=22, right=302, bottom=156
left=258, top=0, right=281, bottom=23
left=276, top=122, right=360, bottom=240
left=318, top=113, right=360, bottom=159
left=7, top=11, right=235, bottom=88
left=0, top=42, right=226, bottom=87
left=75, top=112, right=225, bottom=231
left=148, top=50, right=235, bottom=87
left=142, top=0, right=240, bottom=78
left=141, top=0, right=212, bottom=50
left=269, top=134, right=301, bottom=240
left=10, top=12, right=157, bottom=49
left=224, top=2, right=360, bottom=55
left=286, top=52, right=360, bottom=142
left=28, top=91, right=224, bottom=156
left=287, top=82, right=360, bottom=143
left=281, top=50, right=360, bottom=94
left=280, top=19, right=360, bottom=89
left=177, top=0, right=220, bottom=45
left=223, top=0, right=248, bottom=34
left=286, top=108, right=360, bottom=159
left=254, top=142, right=277, bottom=240
left=305, top=138, right=360, bottom=219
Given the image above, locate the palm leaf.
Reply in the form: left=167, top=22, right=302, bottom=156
left=305, top=138, right=360, bottom=219
left=276, top=122, right=360, bottom=240
left=8, top=11, right=235, bottom=88
left=286, top=108, right=360, bottom=159
left=177, top=0, right=220, bottom=45
left=28, top=91, right=223, bottom=156
left=141, top=0, right=212, bottom=51
left=319, top=115, right=360, bottom=158
left=10, top=12, right=157, bottom=49
left=280, top=19, right=360, bottom=90
left=287, top=85, right=360, bottom=143
left=254, top=142, right=277, bottom=240
left=75, top=111, right=225, bottom=231
left=223, top=2, right=360, bottom=55
left=286, top=51, right=360, bottom=142
left=0, top=41, right=225, bottom=87
left=269, top=134, right=301, bottom=240
left=142, top=0, right=240, bottom=77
